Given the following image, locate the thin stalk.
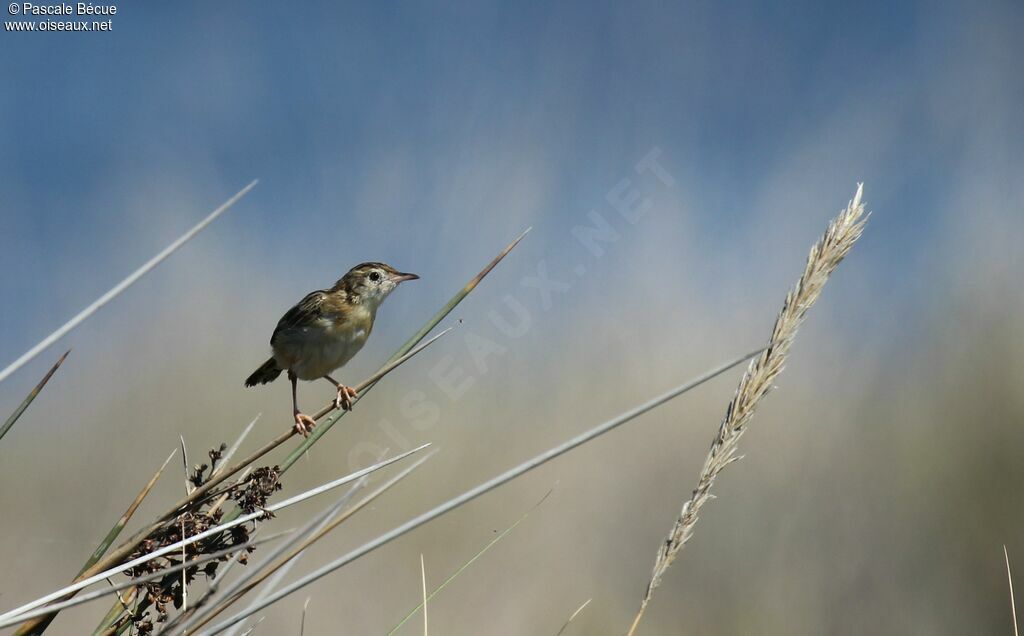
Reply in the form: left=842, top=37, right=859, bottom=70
left=237, top=617, right=263, bottom=636
left=625, top=185, right=869, bottom=635
left=420, top=555, right=428, bottom=636
left=280, top=227, right=531, bottom=472
left=300, top=598, right=310, bottom=636
left=554, top=599, right=592, bottom=636
left=219, top=451, right=387, bottom=636
left=179, top=436, right=193, bottom=496
left=162, top=526, right=262, bottom=636
left=158, top=476, right=371, bottom=635
left=21, top=229, right=527, bottom=634
left=0, top=533, right=286, bottom=628
left=211, top=415, right=261, bottom=479
left=1007, top=546, right=1019, bottom=636
left=0, top=350, right=70, bottom=443
left=180, top=454, right=434, bottom=634
left=91, top=587, right=136, bottom=636
left=0, top=181, right=257, bottom=385
left=0, top=445, right=430, bottom=624
left=161, top=329, right=449, bottom=524
left=202, top=347, right=761, bottom=634
left=65, top=325, right=447, bottom=621
left=388, top=490, right=551, bottom=635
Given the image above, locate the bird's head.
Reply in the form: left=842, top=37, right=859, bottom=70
left=337, top=262, right=419, bottom=307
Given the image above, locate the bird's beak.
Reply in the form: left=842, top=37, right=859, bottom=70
left=392, top=272, right=419, bottom=283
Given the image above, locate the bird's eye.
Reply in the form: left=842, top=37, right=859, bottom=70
left=368, top=271, right=381, bottom=283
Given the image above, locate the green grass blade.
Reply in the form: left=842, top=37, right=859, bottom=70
left=387, top=489, right=551, bottom=635
left=279, top=227, right=530, bottom=472
left=0, top=350, right=70, bottom=444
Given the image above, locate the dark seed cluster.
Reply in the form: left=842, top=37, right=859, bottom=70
left=231, top=465, right=282, bottom=516
left=189, top=442, right=228, bottom=489
left=114, top=444, right=281, bottom=630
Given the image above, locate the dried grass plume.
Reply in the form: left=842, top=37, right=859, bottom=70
left=627, top=184, right=869, bottom=635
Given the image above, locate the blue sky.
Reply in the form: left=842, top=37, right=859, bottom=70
left=2, top=0, right=1022, bottom=371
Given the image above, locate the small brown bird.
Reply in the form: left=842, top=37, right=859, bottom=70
left=245, top=262, right=419, bottom=436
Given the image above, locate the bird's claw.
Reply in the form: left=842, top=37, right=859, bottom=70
left=333, top=385, right=358, bottom=411
left=293, top=412, right=317, bottom=437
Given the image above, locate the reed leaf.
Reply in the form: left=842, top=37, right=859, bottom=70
left=0, top=532, right=289, bottom=628
left=89, top=417, right=255, bottom=635
left=0, top=350, right=69, bottom=444
left=0, top=181, right=257, bottom=385
left=178, top=453, right=435, bottom=634
left=219, top=451, right=387, bottom=636
left=95, top=227, right=524, bottom=590
left=12, top=182, right=257, bottom=632
left=156, top=475, right=374, bottom=635
left=0, top=445, right=431, bottom=625
left=159, top=329, right=449, bottom=525
left=82, top=328, right=451, bottom=635
left=17, top=228, right=526, bottom=634
left=174, top=526, right=270, bottom=633
left=202, top=347, right=760, bottom=634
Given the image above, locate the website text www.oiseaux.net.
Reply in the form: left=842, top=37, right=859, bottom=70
left=6, top=3, right=115, bottom=31
left=6, top=19, right=111, bottom=30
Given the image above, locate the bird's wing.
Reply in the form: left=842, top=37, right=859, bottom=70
left=270, top=289, right=329, bottom=345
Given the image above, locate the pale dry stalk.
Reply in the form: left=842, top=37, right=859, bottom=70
left=627, top=185, right=869, bottom=635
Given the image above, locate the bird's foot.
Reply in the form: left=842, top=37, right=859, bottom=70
left=293, top=412, right=317, bottom=437
left=333, top=385, right=358, bottom=411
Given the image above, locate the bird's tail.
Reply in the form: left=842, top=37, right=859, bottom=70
left=245, top=357, right=282, bottom=387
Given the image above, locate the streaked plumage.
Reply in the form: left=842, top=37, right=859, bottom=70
left=245, top=262, right=418, bottom=435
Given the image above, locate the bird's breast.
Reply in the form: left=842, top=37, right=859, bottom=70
left=273, top=310, right=374, bottom=381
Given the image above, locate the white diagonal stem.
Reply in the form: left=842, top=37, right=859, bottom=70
left=0, top=443, right=429, bottom=624
left=0, top=180, right=258, bottom=384
left=202, top=348, right=761, bottom=634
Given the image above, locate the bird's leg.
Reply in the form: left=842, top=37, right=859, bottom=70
left=324, top=375, right=358, bottom=411
left=290, top=371, right=316, bottom=437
